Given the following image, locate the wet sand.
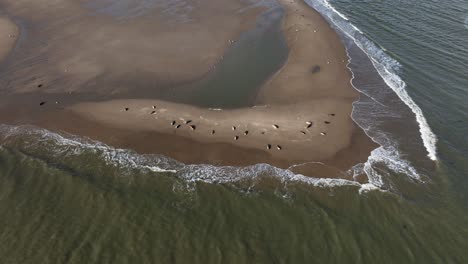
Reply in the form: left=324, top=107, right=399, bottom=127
left=71, top=98, right=355, bottom=162
left=0, top=0, right=264, bottom=94
left=0, top=0, right=378, bottom=179
left=0, top=17, right=18, bottom=60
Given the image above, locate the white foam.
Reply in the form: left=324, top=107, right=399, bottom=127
left=358, top=183, right=380, bottom=194
left=317, top=0, right=349, bottom=21
left=304, top=0, right=438, bottom=162
left=0, top=124, right=384, bottom=193
left=368, top=146, right=423, bottom=183
left=0, top=124, right=181, bottom=174
left=372, top=59, right=438, bottom=161
left=144, top=166, right=177, bottom=173
left=176, top=162, right=383, bottom=194
left=178, top=162, right=365, bottom=189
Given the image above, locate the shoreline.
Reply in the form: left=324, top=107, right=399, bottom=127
left=0, top=0, right=378, bottom=179
left=5, top=109, right=374, bottom=181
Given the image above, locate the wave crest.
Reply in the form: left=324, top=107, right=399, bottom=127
left=0, top=124, right=378, bottom=193
left=305, top=0, right=437, bottom=161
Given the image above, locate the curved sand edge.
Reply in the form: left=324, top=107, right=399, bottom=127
left=71, top=98, right=353, bottom=162
left=257, top=0, right=357, bottom=104
left=68, top=0, right=378, bottom=173
left=0, top=17, right=18, bottom=61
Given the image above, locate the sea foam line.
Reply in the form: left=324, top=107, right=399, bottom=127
left=304, top=0, right=437, bottom=161
left=0, top=124, right=181, bottom=174
left=371, top=58, right=438, bottom=161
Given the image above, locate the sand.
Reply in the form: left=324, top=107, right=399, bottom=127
left=0, top=0, right=378, bottom=179
left=71, top=98, right=352, bottom=162
left=0, top=17, right=18, bottom=61
left=0, top=0, right=264, bottom=94
left=66, top=0, right=377, bottom=174
left=257, top=0, right=357, bottom=104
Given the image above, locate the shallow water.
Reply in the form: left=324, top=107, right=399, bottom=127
left=0, top=0, right=286, bottom=109
left=1, top=0, right=468, bottom=262
left=0, top=135, right=466, bottom=263
left=85, top=0, right=194, bottom=22
left=85, top=1, right=289, bottom=108
left=168, top=6, right=289, bottom=108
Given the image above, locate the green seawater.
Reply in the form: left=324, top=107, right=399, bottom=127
left=0, top=142, right=467, bottom=263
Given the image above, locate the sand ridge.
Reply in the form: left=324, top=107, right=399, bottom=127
left=71, top=98, right=352, bottom=162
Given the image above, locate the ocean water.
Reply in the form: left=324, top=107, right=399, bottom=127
left=1, top=0, right=468, bottom=263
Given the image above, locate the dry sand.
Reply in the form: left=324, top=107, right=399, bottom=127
left=0, top=0, right=378, bottom=179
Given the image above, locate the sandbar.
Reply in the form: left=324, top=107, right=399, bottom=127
left=0, top=0, right=378, bottom=179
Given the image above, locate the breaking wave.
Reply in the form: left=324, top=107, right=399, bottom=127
left=305, top=0, right=438, bottom=161
left=0, top=124, right=378, bottom=194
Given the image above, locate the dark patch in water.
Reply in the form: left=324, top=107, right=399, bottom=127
left=173, top=6, right=288, bottom=109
